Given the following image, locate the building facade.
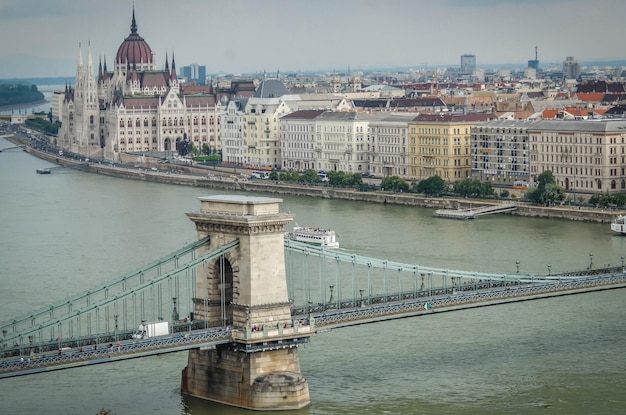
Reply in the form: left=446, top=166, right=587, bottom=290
left=280, top=110, right=325, bottom=172
left=368, top=113, right=416, bottom=178
left=408, top=113, right=494, bottom=182
left=314, top=112, right=369, bottom=174
left=528, top=119, right=626, bottom=194
left=471, top=119, right=537, bottom=186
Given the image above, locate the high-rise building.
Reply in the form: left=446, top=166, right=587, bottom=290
left=563, top=56, right=580, bottom=80
left=181, top=64, right=207, bottom=85
left=460, top=54, right=476, bottom=75
left=527, top=46, right=539, bottom=70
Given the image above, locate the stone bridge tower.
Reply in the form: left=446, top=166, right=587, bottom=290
left=181, top=195, right=311, bottom=410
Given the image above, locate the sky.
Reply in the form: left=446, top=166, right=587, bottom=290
left=1, top=0, right=626, bottom=79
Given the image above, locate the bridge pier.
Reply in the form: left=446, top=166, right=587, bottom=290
left=181, top=195, right=310, bottom=410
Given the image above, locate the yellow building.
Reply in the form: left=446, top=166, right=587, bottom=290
left=408, top=113, right=494, bottom=182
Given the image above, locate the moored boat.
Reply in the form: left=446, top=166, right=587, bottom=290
left=611, top=215, right=626, bottom=234
left=285, top=225, right=339, bottom=248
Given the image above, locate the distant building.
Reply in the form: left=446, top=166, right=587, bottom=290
left=528, top=46, right=540, bottom=70
left=461, top=54, right=476, bottom=75
left=563, top=56, right=580, bottom=80
left=181, top=64, right=206, bottom=85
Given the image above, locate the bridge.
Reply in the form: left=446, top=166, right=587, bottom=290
left=1, top=195, right=625, bottom=410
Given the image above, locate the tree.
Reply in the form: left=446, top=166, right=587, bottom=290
left=413, top=175, right=447, bottom=195
left=301, top=169, right=320, bottom=184
left=380, top=176, right=409, bottom=192
left=525, top=170, right=565, bottom=206
left=452, top=178, right=494, bottom=198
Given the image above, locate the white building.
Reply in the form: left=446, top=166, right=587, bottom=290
left=280, top=110, right=325, bottom=172
left=368, top=113, right=416, bottom=178
left=314, top=112, right=370, bottom=174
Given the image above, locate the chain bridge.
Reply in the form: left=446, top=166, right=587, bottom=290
left=1, top=195, right=625, bottom=410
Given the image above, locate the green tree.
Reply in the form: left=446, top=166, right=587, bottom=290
left=279, top=171, right=301, bottom=182
left=525, top=170, right=565, bottom=206
left=413, top=175, right=447, bottom=196
left=301, top=169, right=320, bottom=184
left=380, top=175, right=409, bottom=192
left=452, top=178, right=494, bottom=198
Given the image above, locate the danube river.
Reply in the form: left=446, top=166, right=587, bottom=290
left=1, top=138, right=625, bottom=415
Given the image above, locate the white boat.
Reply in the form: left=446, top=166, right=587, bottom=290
left=285, top=225, right=339, bottom=248
left=611, top=215, right=626, bottom=234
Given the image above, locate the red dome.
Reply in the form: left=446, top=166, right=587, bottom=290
left=115, top=10, right=153, bottom=66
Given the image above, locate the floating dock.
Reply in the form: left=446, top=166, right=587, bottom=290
left=36, top=168, right=51, bottom=174
left=434, top=203, right=517, bottom=219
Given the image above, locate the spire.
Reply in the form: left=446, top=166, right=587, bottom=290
left=131, top=4, right=138, bottom=35
left=98, top=56, right=103, bottom=80
left=165, top=52, right=169, bottom=72
left=77, top=41, right=83, bottom=68
left=103, top=56, right=109, bottom=80
left=171, top=52, right=177, bottom=81
left=87, top=40, right=94, bottom=71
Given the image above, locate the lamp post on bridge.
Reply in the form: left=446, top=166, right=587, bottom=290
left=589, top=253, right=594, bottom=269
left=114, top=314, right=118, bottom=343
left=516, top=261, right=520, bottom=274
left=547, top=265, right=551, bottom=276
left=621, top=256, right=624, bottom=273
left=172, top=297, right=179, bottom=322
left=359, top=289, right=365, bottom=307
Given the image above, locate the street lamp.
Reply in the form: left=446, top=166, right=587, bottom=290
left=589, top=253, right=594, bottom=269
left=359, top=289, right=365, bottom=307
left=515, top=261, right=520, bottom=274
left=114, top=314, right=119, bottom=342
left=547, top=265, right=552, bottom=276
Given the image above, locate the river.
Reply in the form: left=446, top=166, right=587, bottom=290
left=1, top=138, right=625, bottom=415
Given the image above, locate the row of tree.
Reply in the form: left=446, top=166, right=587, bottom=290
left=253, top=168, right=572, bottom=207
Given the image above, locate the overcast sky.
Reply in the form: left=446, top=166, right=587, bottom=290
left=1, top=0, right=625, bottom=79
